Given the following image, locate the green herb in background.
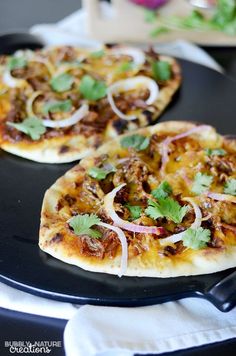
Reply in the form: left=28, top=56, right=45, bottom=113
left=116, top=62, right=134, bottom=73
left=50, top=73, right=74, bottom=93
left=150, top=26, right=169, bottom=37
left=42, top=100, right=72, bottom=115
left=144, top=9, right=158, bottom=23
left=8, top=57, right=27, bottom=71
left=79, top=75, right=107, bottom=100
left=90, top=49, right=105, bottom=59
left=152, top=61, right=171, bottom=81
left=146, top=0, right=236, bottom=37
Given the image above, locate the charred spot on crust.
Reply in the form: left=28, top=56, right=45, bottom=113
left=112, top=119, right=128, bottom=134
left=59, top=145, right=70, bottom=154
left=64, top=194, right=76, bottom=206
left=51, top=233, right=64, bottom=243
left=142, top=110, right=154, bottom=125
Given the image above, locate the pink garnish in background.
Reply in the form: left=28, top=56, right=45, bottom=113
left=129, top=0, right=169, bottom=9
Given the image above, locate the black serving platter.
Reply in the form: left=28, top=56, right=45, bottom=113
left=0, top=56, right=236, bottom=312
left=0, top=32, right=44, bottom=54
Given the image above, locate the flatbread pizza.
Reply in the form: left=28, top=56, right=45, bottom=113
left=0, top=45, right=181, bottom=163
left=39, top=121, right=236, bottom=277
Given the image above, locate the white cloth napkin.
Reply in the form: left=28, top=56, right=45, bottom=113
left=1, top=2, right=235, bottom=356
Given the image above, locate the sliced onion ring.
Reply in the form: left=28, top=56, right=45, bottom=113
left=42, top=103, right=89, bottom=128
left=26, top=90, right=42, bottom=117
left=109, top=47, right=145, bottom=67
left=103, top=183, right=165, bottom=235
left=159, top=197, right=202, bottom=246
left=107, top=76, right=159, bottom=120
left=207, top=192, right=236, bottom=204
left=161, top=125, right=212, bottom=172
left=98, top=222, right=128, bottom=277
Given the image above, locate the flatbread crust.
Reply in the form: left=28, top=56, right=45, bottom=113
left=0, top=47, right=181, bottom=163
left=39, top=121, right=236, bottom=277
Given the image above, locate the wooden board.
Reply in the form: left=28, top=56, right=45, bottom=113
left=83, top=0, right=236, bottom=46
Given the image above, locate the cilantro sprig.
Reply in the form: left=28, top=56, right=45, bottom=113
left=69, top=214, right=102, bottom=239
left=42, top=99, right=72, bottom=115
left=152, top=60, right=171, bottom=81
left=79, top=75, right=107, bottom=101
left=8, top=56, right=27, bottom=71
left=126, top=204, right=142, bottom=221
left=116, top=62, right=134, bottom=73
left=224, top=178, right=236, bottom=196
left=90, top=49, right=105, bottom=59
left=204, top=148, right=226, bottom=156
left=120, top=134, right=150, bottom=151
left=7, top=117, right=46, bottom=140
left=191, top=173, right=213, bottom=195
left=182, top=227, right=211, bottom=250
left=151, top=181, right=172, bottom=200
left=145, top=198, right=188, bottom=224
left=50, top=73, right=74, bottom=93
left=88, top=165, right=116, bottom=180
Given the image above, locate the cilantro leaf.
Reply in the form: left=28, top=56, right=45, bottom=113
left=8, top=56, right=27, bottom=71
left=224, top=178, right=236, bottom=196
left=79, top=75, right=107, bottom=101
left=7, top=117, right=46, bottom=140
left=42, top=99, right=72, bottom=115
left=116, top=62, right=134, bottom=73
left=69, top=213, right=102, bottom=239
left=145, top=198, right=188, bottom=224
left=120, top=134, right=150, bottom=151
left=191, top=172, right=213, bottom=195
left=50, top=73, right=74, bottom=93
left=204, top=148, right=226, bottom=156
left=151, top=181, right=172, bottom=200
left=152, top=60, right=171, bottom=81
left=88, top=165, right=116, bottom=180
left=90, top=49, right=105, bottom=58
left=126, top=204, right=142, bottom=221
left=144, top=9, right=157, bottom=23
left=182, top=227, right=211, bottom=250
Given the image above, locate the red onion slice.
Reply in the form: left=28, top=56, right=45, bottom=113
left=103, top=183, right=164, bottom=235
left=107, top=76, right=159, bottom=120
left=159, top=197, right=202, bottom=246
left=207, top=192, right=236, bottom=204
left=98, top=222, right=128, bottom=277
left=42, top=103, right=89, bottom=128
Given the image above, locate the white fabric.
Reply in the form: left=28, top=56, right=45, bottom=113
left=0, top=2, right=234, bottom=356
left=64, top=302, right=236, bottom=356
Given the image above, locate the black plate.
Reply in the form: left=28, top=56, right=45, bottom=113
left=0, top=32, right=44, bottom=55
left=0, top=59, right=236, bottom=312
